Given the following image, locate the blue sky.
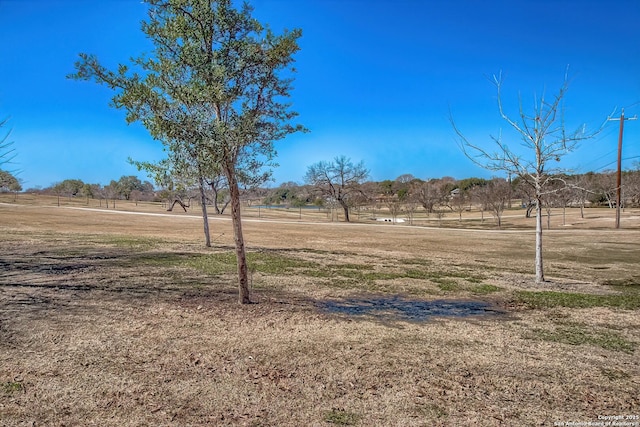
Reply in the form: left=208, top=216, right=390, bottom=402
left=1, top=0, right=639, bottom=189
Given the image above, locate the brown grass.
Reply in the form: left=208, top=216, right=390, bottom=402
left=0, top=197, right=639, bottom=426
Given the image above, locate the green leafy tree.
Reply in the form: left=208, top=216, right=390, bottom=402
left=64, top=179, right=85, bottom=197
left=70, top=0, right=304, bottom=303
left=0, top=170, right=21, bottom=192
left=116, top=175, right=144, bottom=200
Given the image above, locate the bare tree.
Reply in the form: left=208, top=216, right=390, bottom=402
left=590, top=171, right=617, bottom=208
left=0, top=117, right=16, bottom=170
left=453, top=71, right=605, bottom=283
left=568, top=173, right=593, bottom=219
left=386, top=196, right=404, bottom=224
left=449, top=188, right=468, bottom=222
left=396, top=173, right=415, bottom=185
left=104, top=181, right=119, bottom=209
left=624, top=166, right=640, bottom=207
left=404, top=182, right=420, bottom=225
left=482, top=178, right=511, bottom=229
left=304, top=156, right=369, bottom=222
left=415, top=178, right=450, bottom=215
left=550, top=180, right=573, bottom=227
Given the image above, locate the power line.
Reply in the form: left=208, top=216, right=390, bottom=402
left=622, top=100, right=640, bottom=110
left=591, top=155, right=640, bottom=172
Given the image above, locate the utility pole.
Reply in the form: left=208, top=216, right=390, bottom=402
left=609, top=108, right=637, bottom=229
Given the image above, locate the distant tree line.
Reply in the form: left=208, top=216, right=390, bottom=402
left=256, top=161, right=640, bottom=227
left=22, top=164, right=640, bottom=224
left=25, top=175, right=155, bottom=207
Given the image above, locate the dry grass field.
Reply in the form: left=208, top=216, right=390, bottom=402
left=1, top=195, right=639, bottom=426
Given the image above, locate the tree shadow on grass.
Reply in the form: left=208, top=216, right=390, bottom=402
left=1, top=245, right=508, bottom=327
left=317, top=295, right=506, bottom=323
left=0, top=246, right=245, bottom=318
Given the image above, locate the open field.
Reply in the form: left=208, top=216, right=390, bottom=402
left=1, top=196, right=639, bottom=426
left=6, top=192, right=640, bottom=230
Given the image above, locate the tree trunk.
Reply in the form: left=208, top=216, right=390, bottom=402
left=219, top=199, right=231, bottom=214
left=198, top=176, right=211, bottom=247
left=525, top=200, right=534, bottom=218
left=226, top=164, right=251, bottom=304
left=211, top=184, right=221, bottom=214
left=535, top=197, right=545, bottom=284
left=546, top=207, right=551, bottom=230
left=339, top=200, right=350, bottom=222
left=167, top=199, right=188, bottom=212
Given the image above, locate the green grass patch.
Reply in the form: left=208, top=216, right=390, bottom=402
left=515, top=291, right=640, bottom=310
left=129, top=248, right=487, bottom=294
left=323, top=408, right=360, bottom=425
left=435, top=279, right=460, bottom=292
left=1, top=381, right=23, bottom=395
left=184, top=252, right=237, bottom=275
left=247, top=251, right=317, bottom=274
left=529, top=324, right=636, bottom=354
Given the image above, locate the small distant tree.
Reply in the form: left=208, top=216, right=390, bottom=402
left=304, top=156, right=369, bottom=222
left=552, top=180, right=573, bottom=226
left=379, top=179, right=403, bottom=223
left=104, top=180, right=119, bottom=209
left=453, top=71, right=605, bottom=283
left=115, top=175, right=146, bottom=200
left=415, top=178, right=449, bottom=215
left=482, top=178, right=511, bottom=229
left=50, top=179, right=85, bottom=199
left=386, top=193, right=405, bottom=224
left=0, top=170, right=21, bottom=192
left=449, top=189, right=468, bottom=222
left=567, top=174, right=591, bottom=218
left=469, top=185, right=487, bottom=222
left=589, top=171, right=616, bottom=208
left=80, top=183, right=95, bottom=204
left=51, top=182, right=64, bottom=206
